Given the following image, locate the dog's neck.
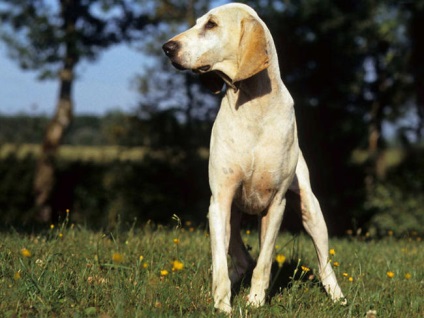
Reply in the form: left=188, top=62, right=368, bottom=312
left=229, top=56, right=288, bottom=111
left=232, top=70, right=272, bottom=108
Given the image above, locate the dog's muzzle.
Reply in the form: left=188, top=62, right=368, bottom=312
left=163, top=40, right=211, bottom=73
left=162, top=40, right=187, bottom=70
left=195, top=65, right=211, bottom=73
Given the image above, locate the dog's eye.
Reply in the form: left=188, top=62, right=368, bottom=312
left=205, top=20, right=217, bottom=30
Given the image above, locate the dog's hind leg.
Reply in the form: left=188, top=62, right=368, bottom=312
left=289, top=151, right=345, bottom=303
left=247, top=196, right=287, bottom=307
left=228, top=206, right=255, bottom=287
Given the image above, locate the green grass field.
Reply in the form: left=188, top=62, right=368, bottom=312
left=1, top=215, right=422, bottom=317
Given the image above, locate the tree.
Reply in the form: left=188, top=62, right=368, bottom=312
left=133, top=0, right=219, bottom=151
left=0, top=0, right=154, bottom=222
left=240, top=0, right=423, bottom=232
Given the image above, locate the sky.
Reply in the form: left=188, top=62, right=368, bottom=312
left=0, top=44, right=150, bottom=116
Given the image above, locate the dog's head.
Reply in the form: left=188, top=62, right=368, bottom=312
left=162, top=3, right=270, bottom=93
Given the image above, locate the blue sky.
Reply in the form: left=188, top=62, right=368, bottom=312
left=0, top=44, right=149, bottom=116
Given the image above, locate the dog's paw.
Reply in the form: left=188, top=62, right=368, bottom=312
left=214, top=302, right=232, bottom=315
left=246, top=292, right=266, bottom=308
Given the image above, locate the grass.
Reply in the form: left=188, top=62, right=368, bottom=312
left=1, top=215, right=422, bottom=318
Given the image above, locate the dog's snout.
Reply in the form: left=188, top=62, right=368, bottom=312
left=162, top=41, right=180, bottom=58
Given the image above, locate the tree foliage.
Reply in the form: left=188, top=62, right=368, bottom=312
left=0, top=0, right=153, bottom=79
left=240, top=0, right=424, bottom=232
left=131, top=0, right=220, bottom=154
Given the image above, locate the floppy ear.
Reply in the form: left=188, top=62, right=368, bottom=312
left=199, top=72, right=225, bottom=94
left=233, top=17, right=270, bottom=83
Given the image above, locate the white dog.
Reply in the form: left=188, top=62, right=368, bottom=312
left=163, top=3, right=344, bottom=313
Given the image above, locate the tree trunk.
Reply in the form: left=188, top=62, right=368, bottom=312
left=33, top=0, right=76, bottom=222
left=34, top=66, right=74, bottom=222
left=365, top=55, right=387, bottom=194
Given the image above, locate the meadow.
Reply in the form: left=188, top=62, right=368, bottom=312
left=1, top=214, right=422, bottom=318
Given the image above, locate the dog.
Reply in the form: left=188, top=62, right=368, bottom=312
left=163, top=3, right=344, bottom=313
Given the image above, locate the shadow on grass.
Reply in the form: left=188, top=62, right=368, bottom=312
left=268, top=260, right=322, bottom=298
left=231, top=259, right=323, bottom=304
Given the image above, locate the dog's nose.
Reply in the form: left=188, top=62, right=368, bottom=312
left=162, top=41, right=179, bottom=58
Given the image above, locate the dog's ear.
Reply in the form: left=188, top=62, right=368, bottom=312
left=199, top=72, right=225, bottom=94
left=233, top=17, right=269, bottom=83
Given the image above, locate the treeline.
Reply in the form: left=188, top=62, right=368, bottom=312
left=0, top=112, right=213, bottom=148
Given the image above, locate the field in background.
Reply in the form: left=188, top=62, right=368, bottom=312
left=1, top=216, right=422, bottom=317
left=0, top=143, right=209, bottom=162
left=0, top=143, right=405, bottom=167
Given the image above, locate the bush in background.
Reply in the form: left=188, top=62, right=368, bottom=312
left=365, top=148, right=424, bottom=236
left=0, top=147, right=210, bottom=230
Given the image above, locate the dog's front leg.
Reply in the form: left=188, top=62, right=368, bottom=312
left=208, top=195, right=233, bottom=314
left=248, top=196, right=286, bottom=307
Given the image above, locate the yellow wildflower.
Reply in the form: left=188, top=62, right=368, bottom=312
left=173, top=238, right=180, bottom=245
left=143, top=262, right=148, bottom=269
left=301, top=266, right=310, bottom=272
left=14, top=271, right=21, bottom=281
left=404, top=273, right=412, bottom=280
left=348, top=276, right=354, bottom=282
left=20, top=248, right=31, bottom=258
left=139, top=255, right=144, bottom=262
left=160, top=270, right=169, bottom=276
left=112, top=252, right=124, bottom=264
left=172, top=260, right=184, bottom=271
left=386, top=271, right=395, bottom=278
left=329, top=248, right=336, bottom=256
left=246, top=230, right=251, bottom=235
left=50, top=224, right=55, bottom=230
left=366, top=310, right=377, bottom=318
left=275, top=254, right=286, bottom=268
left=342, top=272, right=349, bottom=277
left=333, top=261, right=340, bottom=267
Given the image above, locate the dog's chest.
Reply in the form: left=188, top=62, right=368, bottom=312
left=210, top=91, right=297, bottom=214
left=234, top=171, right=278, bottom=214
